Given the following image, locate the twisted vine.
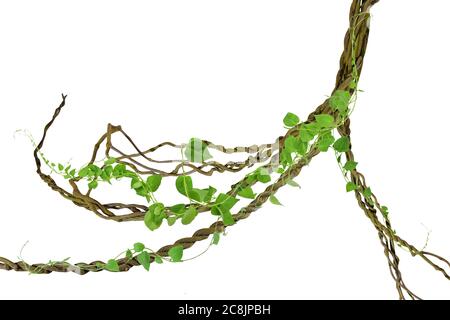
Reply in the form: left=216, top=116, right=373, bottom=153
left=1, top=0, right=449, bottom=300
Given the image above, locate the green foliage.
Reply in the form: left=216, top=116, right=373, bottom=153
left=168, top=245, right=184, bottom=262
left=315, top=114, right=335, bottom=128
left=346, top=182, right=358, bottom=192
left=134, top=242, right=145, bottom=252
left=145, top=203, right=165, bottom=231
left=343, top=160, right=358, bottom=171
left=212, top=232, right=221, bottom=245
left=238, top=186, right=256, bottom=199
left=317, top=131, right=335, bottom=152
left=269, top=195, right=282, bottom=206
left=381, top=206, right=389, bottom=219
left=287, top=179, right=301, bottom=189
left=104, top=157, right=117, bottom=166
left=221, top=209, right=235, bottom=226
left=329, top=90, right=351, bottom=113
left=88, top=180, right=99, bottom=190
left=146, top=175, right=162, bottom=192
left=333, top=137, right=350, bottom=152
left=363, top=187, right=372, bottom=199
left=137, top=251, right=151, bottom=271
left=212, top=193, right=239, bottom=216
left=184, top=138, right=212, bottom=163
left=105, top=259, right=120, bottom=272
left=283, top=112, right=300, bottom=127
left=181, top=207, right=198, bottom=225
left=126, top=250, right=133, bottom=260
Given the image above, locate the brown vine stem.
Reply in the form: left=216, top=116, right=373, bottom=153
left=1, top=0, right=449, bottom=300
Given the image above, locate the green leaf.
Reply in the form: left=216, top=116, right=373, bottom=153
left=238, top=186, right=256, bottom=199
left=104, top=157, right=117, bottom=165
left=346, top=182, right=358, bottom=192
left=125, top=250, right=133, bottom=260
left=315, top=114, right=335, bottom=128
left=154, top=256, right=163, bottom=264
left=280, top=149, right=293, bottom=166
left=329, top=90, right=351, bottom=113
left=299, top=124, right=315, bottom=142
left=168, top=245, right=184, bottom=262
left=212, top=232, right=221, bottom=245
left=343, top=160, right=358, bottom=171
left=69, top=169, right=76, bottom=177
left=184, top=138, right=213, bottom=163
left=58, top=163, right=64, bottom=171
left=131, top=178, right=143, bottom=190
left=381, top=206, right=389, bottom=219
left=333, top=137, right=350, bottom=152
left=220, top=208, right=235, bottom=226
left=363, top=187, right=372, bottom=199
left=144, top=203, right=165, bottom=231
left=211, top=193, right=239, bottom=216
left=105, top=259, right=120, bottom=272
left=88, top=180, right=98, bottom=189
left=176, top=175, right=194, bottom=198
left=166, top=216, right=177, bottom=226
left=112, top=163, right=126, bottom=178
left=256, top=168, right=271, bottom=183
left=78, top=167, right=90, bottom=178
left=269, top=195, right=283, bottom=206
left=317, top=131, right=335, bottom=152
left=170, top=204, right=187, bottom=215
left=133, top=242, right=145, bottom=252
left=146, top=175, right=162, bottom=192
left=287, top=179, right=301, bottom=188
left=137, top=251, right=151, bottom=271
left=283, top=112, right=300, bottom=127
left=181, top=207, right=198, bottom=225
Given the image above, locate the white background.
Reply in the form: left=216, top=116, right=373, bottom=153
left=0, top=0, right=449, bottom=300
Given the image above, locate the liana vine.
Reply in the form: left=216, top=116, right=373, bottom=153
left=1, top=0, right=449, bottom=300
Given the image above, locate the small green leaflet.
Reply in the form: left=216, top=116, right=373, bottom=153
left=212, top=232, right=221, bottom=245
left=154, top=255, right=163, bottom=264
left=137, top=251, right=151, bottom=271
left=343, top=160, right=358, bottom=171
left=238, top=186, right=256, bottom=199
left=283, top=112, right=300, bottom=127
left=363, top=187, right=372, bottom=199
left=168, top=245, right=184, bottom=262
left=317, top=131, right=335, bottom=152
left=167, top=216, right=177, bottom=226
left=126, top=250, right=133, bottom=260
left=144, top=203, right=165, bottom=231
left=333, top=137, right=350, bottom=152
left=134, top=242, right=145, bottom=252
left=181, top=207, right=198, bottom=225
left=269, top=195, right=282, bottom=206
left=88, top=180, right=99, bottom=189
left=287, top=179, right=301, bottom=189
left=221, top=208, right=235, bottom=226
left=329, top=90, right=351, bottom=113
left=105, top=259, right=120, bottom=272
left=211, top=193, right=239, bottom=216
left=346, top=182, right=358, bottom=192
left=58, top=163, right=64, bottom=171
left=381, top=206, right=389, bottom=219
left=314, top=114, right=335, bottom=128
left=104, top=157, right=117, bottom=165
left=146, top=175, right=162, bottom=192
